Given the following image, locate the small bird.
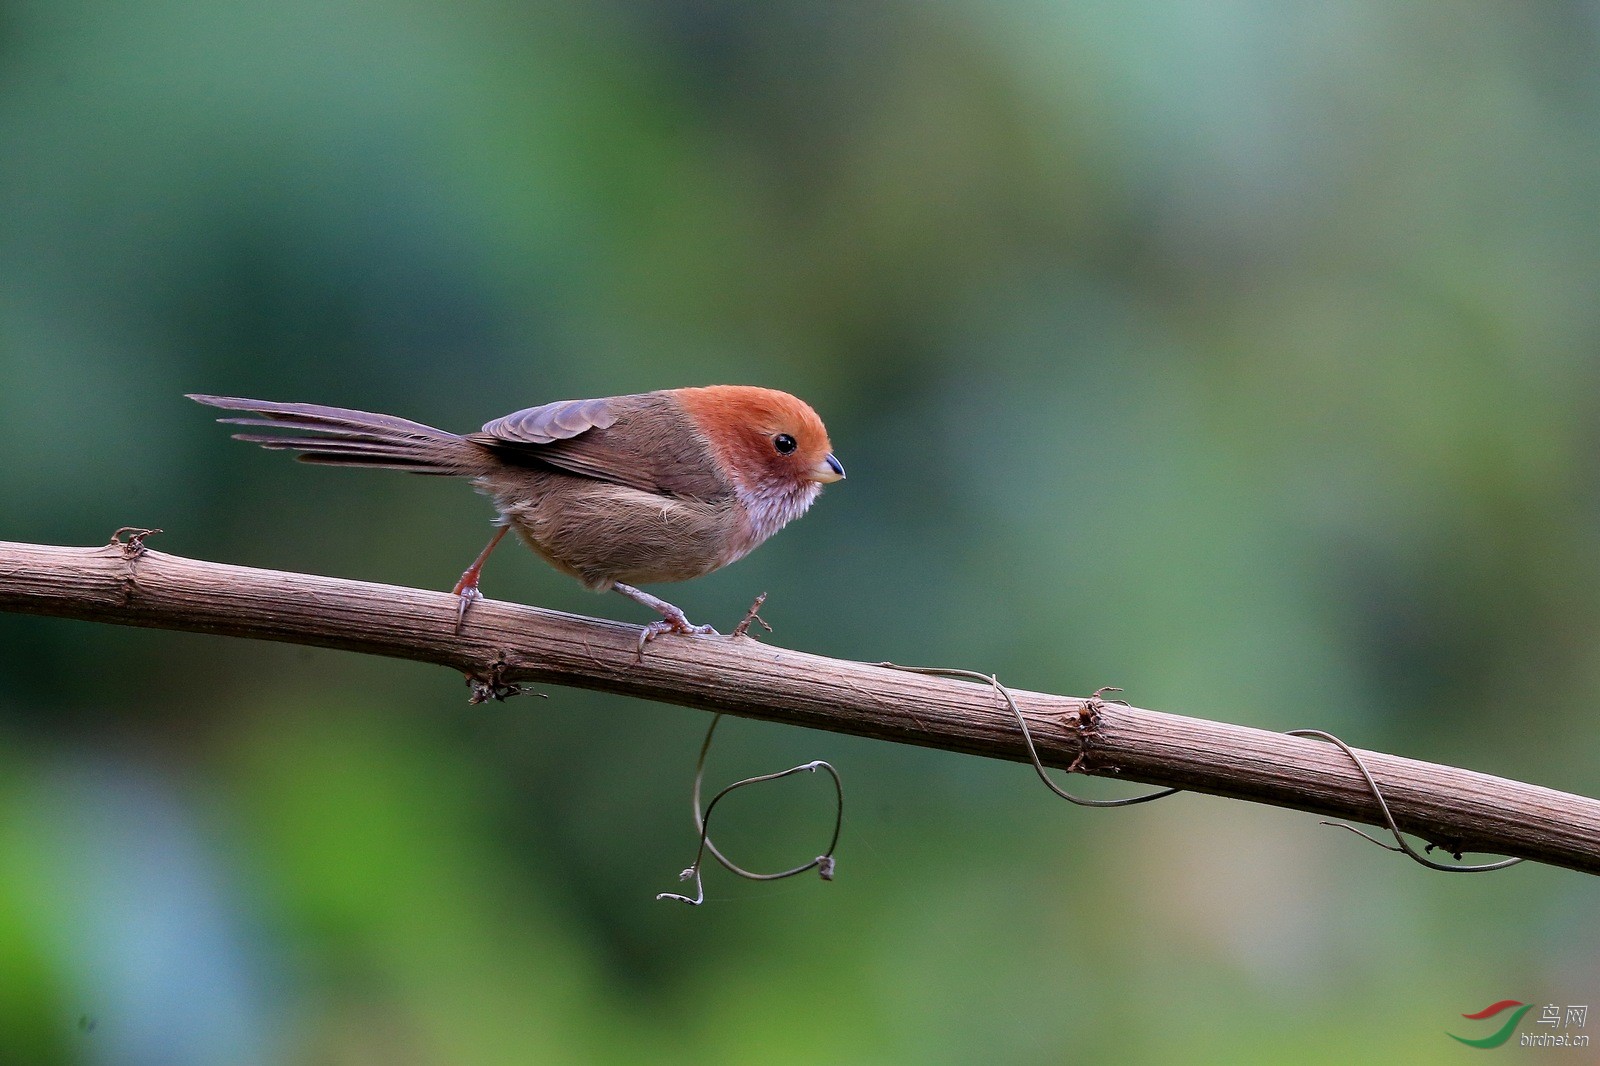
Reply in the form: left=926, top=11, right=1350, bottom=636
left=188, top=387, right=843, bottom=644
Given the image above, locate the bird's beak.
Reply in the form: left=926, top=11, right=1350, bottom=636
left=809, top=453, right=846, bottom=484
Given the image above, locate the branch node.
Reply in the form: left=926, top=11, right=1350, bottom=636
left=465, top=651, right=545, bottom=705
left=108, top=527, right=163, bottom=557
left=1061, top=686, right=1119, bottom=771
left=108, top=527, right=163, bottom=605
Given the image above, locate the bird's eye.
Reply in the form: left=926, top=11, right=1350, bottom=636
left=773, top=433, right=797, bottom=455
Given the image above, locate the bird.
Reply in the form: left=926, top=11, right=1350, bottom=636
left=187, top=387, right=844, bottom=646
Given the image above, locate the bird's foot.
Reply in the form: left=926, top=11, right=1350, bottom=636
left=452, top=582, right=483, bottom=631
left=638, top=616, right=720, bottom=648
left=637, top=612, right=720, bottom=656
left=612, top=581, right=722, bottom=656
left=451, top=526, right=510, bottom=631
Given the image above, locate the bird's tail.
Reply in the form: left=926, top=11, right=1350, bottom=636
left=187, top=394, right=491, bottom=476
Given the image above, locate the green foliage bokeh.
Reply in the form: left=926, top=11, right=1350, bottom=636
left=1, top=3, right=1597, bottom=1063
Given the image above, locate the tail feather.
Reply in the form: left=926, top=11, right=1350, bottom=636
left=189, top=394, right=487, bottom=476
left=297, top=452, right=462, bottom=471
left=228, top=434, right=445, bottom=460
left=230, top=433, right=420, bottom=452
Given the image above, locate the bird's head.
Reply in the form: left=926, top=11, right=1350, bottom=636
left=675, top=385, right=844, bottom=499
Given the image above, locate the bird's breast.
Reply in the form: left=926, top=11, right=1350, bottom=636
left=731, top=479, right=823, bottom=551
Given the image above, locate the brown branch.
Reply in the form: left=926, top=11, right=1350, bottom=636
left=2, top=535, right=1598, bottom=875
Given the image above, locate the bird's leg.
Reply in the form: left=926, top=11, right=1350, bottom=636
left=612, top=581, right=720, bottom=652
left=452, top=525, right=509, bottom=628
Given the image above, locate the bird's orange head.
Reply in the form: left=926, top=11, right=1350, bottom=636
left=673, top=385, right=844, bottom=493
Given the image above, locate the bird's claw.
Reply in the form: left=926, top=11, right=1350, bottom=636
left=636, top=617, right=720, bottom=657
left=454, top=585, right=483, bottom=631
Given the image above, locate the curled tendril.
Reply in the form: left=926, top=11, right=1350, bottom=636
left=657, top=714, right=845, bottom=905
left=1286, top=729, right=1523, bottom=873
left=879, top=664, right=1181, bottom=807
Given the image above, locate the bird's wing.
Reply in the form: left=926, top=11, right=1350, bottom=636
left=467, top=393, right=731, bottom=499
left=477, top=396, right=621, bottom=445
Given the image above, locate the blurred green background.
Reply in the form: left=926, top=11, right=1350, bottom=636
left=2, top=1, right=1598, bottom=1062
